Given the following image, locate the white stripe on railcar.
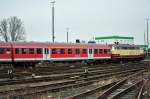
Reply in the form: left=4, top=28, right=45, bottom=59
left=50, top=57, right=111, bottom=60
left=0, top=59, right=12, bottom=61
left=14, top=58, right=43, bottom=61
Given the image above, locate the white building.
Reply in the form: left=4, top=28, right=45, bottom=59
left=95, top=35, right=134, bottom=45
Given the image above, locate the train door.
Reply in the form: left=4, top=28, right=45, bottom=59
left=88, top=48, right=93, bottom=59
left=43, top=48, right=50, bottom=61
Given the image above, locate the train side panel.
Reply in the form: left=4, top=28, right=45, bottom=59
left=0, top=44, right=12, bottom=63
left=49, top=45, right=88, bottom=61
left=111, top=44, right=145, bottom=61
left=12, top=43, right=47, bottom=64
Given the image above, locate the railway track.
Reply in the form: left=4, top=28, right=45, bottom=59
left=97, top=76, right=142, bottom=99
left=0, top=61, right=147, bottom=79
left=0, top=62, right=147, bottom=86
left=0, top=63, right=121, bottom=79
left=65, top=70, right=150, bottom=99
left=0, top=62, right=149, bottom=98
left=0, top=67, right=149, bottom=98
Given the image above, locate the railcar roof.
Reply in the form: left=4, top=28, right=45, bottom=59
left=110, top=44, right=138, bottom=47
left=0, top=41, right=108, bottom=46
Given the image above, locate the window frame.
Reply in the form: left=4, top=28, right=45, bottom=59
left=75, top=48, right=80, bottom=54
left=37, top=48, right=42, bottom=54
left=94, top=49, right=98, bottom=54
left=82, top=49, right=87, bottom=54
left=52, top=48, right=57, bottom=54
left=29, top=48, right=34, bottom=54
left=22, top=48, right=27, bottom=54
left=15, top=48, right=19, bottom=54
left=104, top=49, right=107, bottom=54
left=99, top=49, right=103, bottom=54
left=0, top=48, right=4, bottom=54
left=68, top=49, right=72, bottom=54
left=107, top=49, right=111, bottom=54
left=60, top=48, right=65, bottom=54
left=89, top=49, right=93, bottom=54
left=6, top=48, right=11, bottom=54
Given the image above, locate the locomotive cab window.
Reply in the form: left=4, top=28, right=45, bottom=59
left=122, top=47, right=127, bottom=49
left=0, top=48, right=4, bottom=54
left=22, top=48, right=27, bottom=54
left=52, top=48, right=57, bottom=54
left=29, top=48, right=34, bottom=54
left=104, top=49, right=107, bottom=54
left=60, top=49, right=65, bottom=54
left=94, top=49, right=98, bottom=54
left=82, top=49, right=87, bottom=54
left=37, top=48, right=42, bottom=54
left=75, top=49, right=80, bottom=54
left=15, top=48, right=19, bottom=54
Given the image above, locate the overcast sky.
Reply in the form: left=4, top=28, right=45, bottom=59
left=0, top=0, right=150, bottom=44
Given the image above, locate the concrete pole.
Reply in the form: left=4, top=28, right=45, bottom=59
left=51, top=1, right=55, bottom=43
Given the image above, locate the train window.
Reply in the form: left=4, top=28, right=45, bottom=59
left=94, top=49, right=98, bottom=54
left=60, top=49, right=65, bottom=54
left=117, top=47, right=120, bottom=49
left=89, top=49, right=92, bottom=54
left=108, top=49, right=111, bottom=54
left=6, top=48, right=10, bottom=51
left=0, top=48, right=4, bottom=54
left=44, top=48, right=46, bottom=54
left=22, top=48, right=27, bottom=54
left=130, top=47, right=134, bottom=50
left=15, top=48, right=19, bottom=54
left=6, top=48, right=11, bottom=54
left=136, top=47, right=140, bottom=50
left=47, top=48, right=49, bottom=54
left=37, top=48, right=42, bottom=54
left=75, top=49, right=80, bottom=54
left=99, top=49, right=103, bottom=54
left=29, top=48, right=34, bottom=54
left=104, top=49, right=107, bottom=54
left=122, top=47, right=127, bottom=49
left=44, top=48, right=49, bottom=54
left=68, top=49, right=72, bottom=54
left=82, top=49, right=87, bottom=54
left=52, top=48, right=57, bottom=54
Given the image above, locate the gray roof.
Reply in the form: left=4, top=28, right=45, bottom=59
left=0, top=41, right=107, bottom=46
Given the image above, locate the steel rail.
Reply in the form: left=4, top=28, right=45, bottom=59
left=0, top=65, right=146, bottom=86
left=137, top=79, right=148, bottom=99
left=108, top=80, right=143, bottom=99
left=65, top=69, right=148, bottom=99
left=0, top=68, right=146, bottom=98
left=97, top=70, right=148, bottom=99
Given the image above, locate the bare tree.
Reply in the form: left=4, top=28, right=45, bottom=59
left=0, top=16, right=26, bottom=42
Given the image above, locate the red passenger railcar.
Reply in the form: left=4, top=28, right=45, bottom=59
left=48, top=43, right=111, bottom=62
left=0, top=43, right=12, bottom=63
left=49, top=44, right=88, bottom=61
left=0, top=42, right=112, bottom=66
left=12, top=43, right=48, bottom=65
